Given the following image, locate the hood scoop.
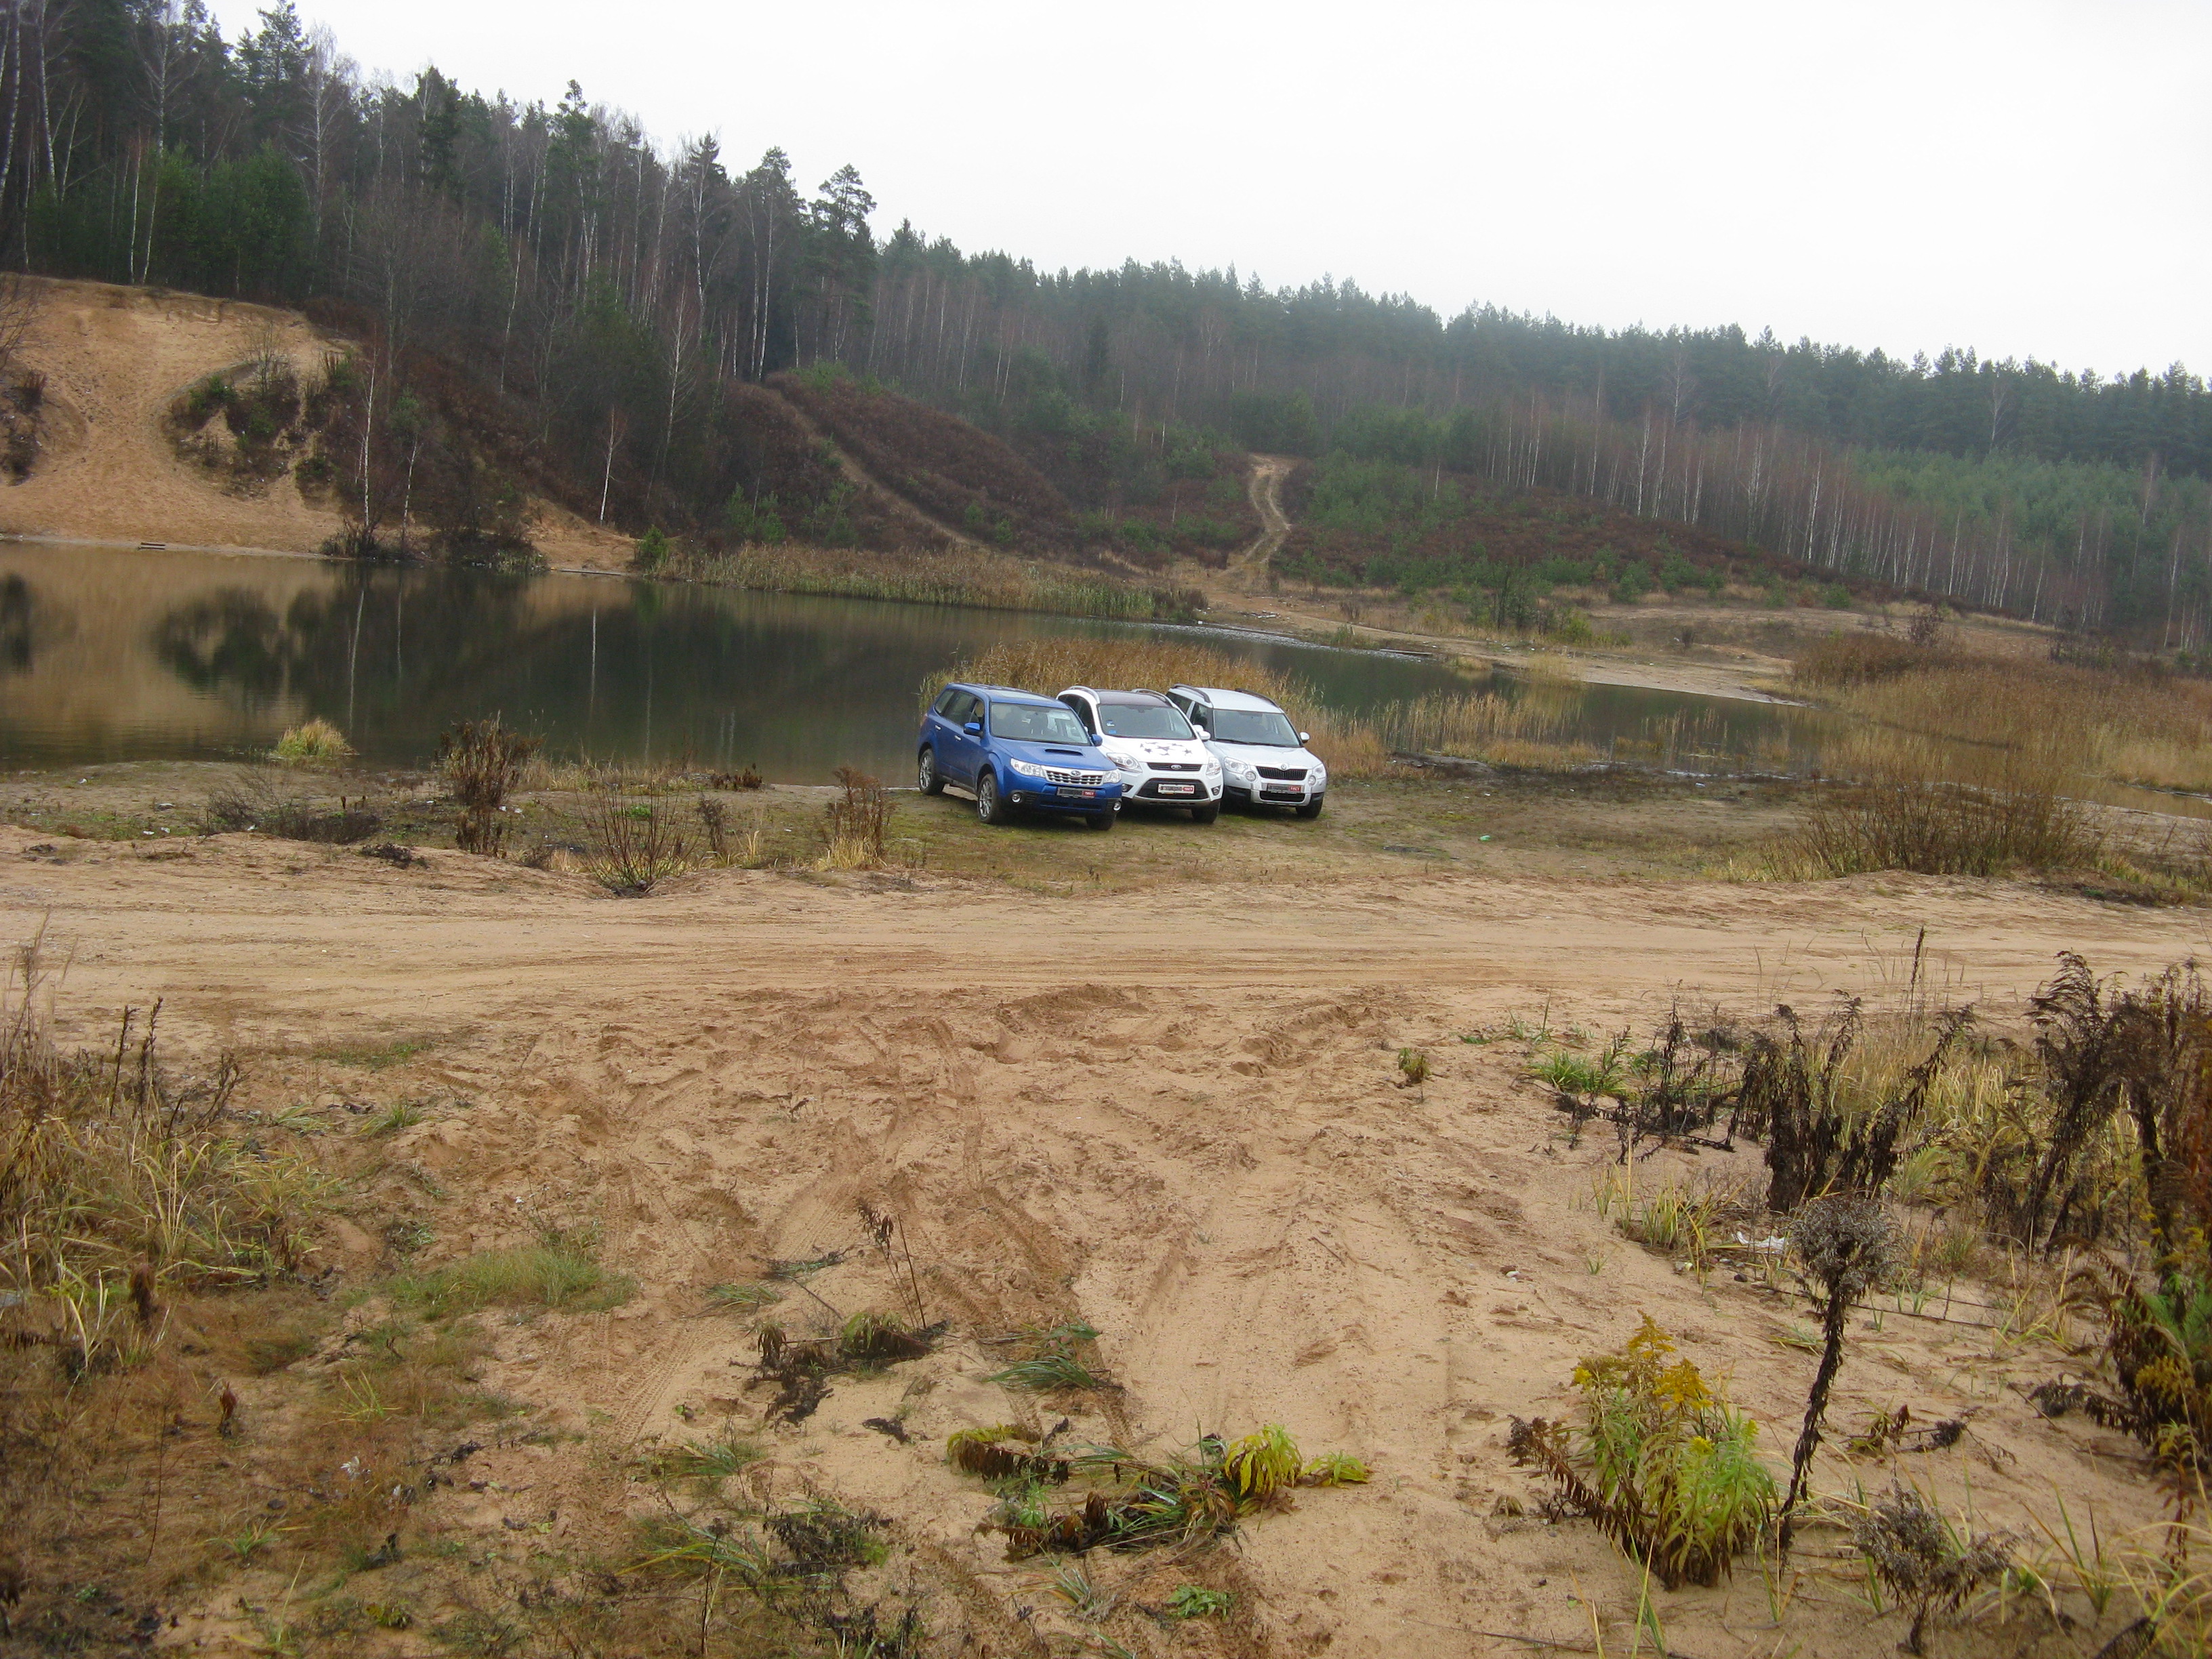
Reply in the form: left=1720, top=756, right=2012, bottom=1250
left=1044, top=747, right=1087, bottom=757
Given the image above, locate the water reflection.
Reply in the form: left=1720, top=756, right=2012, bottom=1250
left=0, top=547, right=1472, bottom=778
left=3, top=544, right=2200, bottom=819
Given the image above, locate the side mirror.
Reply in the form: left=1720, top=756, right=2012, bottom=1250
left=963, top=721, right=983, bottom=735
left=1300, top=731, right=1311, bottom=744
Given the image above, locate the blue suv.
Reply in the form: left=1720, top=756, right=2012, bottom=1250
left=918, top=682, right=1124, bottom=830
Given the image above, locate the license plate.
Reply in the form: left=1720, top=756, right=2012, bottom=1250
left=1157, top=783, right=1195, bottom=796
left=1261, top=785, right=1302, bottom=797
left=1057, top=787, right=1098, bottom=799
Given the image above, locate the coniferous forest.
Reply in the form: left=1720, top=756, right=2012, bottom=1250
left=0, top=0, right=2207, bottom=636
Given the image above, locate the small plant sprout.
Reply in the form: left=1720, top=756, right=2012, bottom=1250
left=1780, top=1193, right=1901, bottom=1555
left=1852, top=1487, right=2012, bottom=1655
left=1167, top=1584, right=1232, bottom=1618
left=1221, top=1425, right=1301, bottom=1500
left=1397, top=1047, right=1431, bottom=1087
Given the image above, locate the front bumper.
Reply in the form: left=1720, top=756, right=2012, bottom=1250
left=1118, top=769, right=1222, bottom=804
left=1227, top=777, right=1324, bottom=806
left=1006, top=779, right=1124, bottom=814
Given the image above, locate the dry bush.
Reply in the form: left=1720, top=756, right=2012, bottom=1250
left=819, top=767, right=891, bottom=869
left=205, top=769, right=382, bottom=843
left=1853, top=1488, right=2011, bottom=1655
left=438, top=717, right=541, bottom=855
left=1777, top=739, right=2105, bottom=878
left=1745, top=998, right=1973, bottom=1212
left=695, top=794, right=731, bottom=861
left=583, top=789, right=693, bottom=893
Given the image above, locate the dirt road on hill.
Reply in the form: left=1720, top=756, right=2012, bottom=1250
left=2, top=826, right=2198, bottom=1656
left=1232, top=454, right=1296, bottom=581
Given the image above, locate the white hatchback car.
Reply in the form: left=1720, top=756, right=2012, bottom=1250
left=1166, top=685, right=1328, bottom=818
left=1057, top=687, right=1223, bottom=821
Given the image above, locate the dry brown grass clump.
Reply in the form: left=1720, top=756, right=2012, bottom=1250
left=819, top=767, right=892, bottom=869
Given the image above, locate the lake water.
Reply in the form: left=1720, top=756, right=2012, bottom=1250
left=2, top=544, right=2201, bottom=821
left=0, top=544, right=1481, bottom=779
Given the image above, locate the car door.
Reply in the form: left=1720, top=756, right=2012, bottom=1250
left=941, top=691, right=983, bottom=783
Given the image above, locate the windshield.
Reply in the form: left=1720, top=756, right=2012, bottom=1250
left=1208, top=708, right=1302, bottom=747
left=1098, top=704, right=1194, bottom=741
left=991, top=701, right=1092, bottom=745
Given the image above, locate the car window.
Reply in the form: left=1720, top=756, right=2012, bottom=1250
left=989, top=701, right=1092, bottom=743
left=1209, top=708, right=1300, bottom=746
left=941, top=691, right=977, bottom=724
left=1099, top=704, right=1194, bottom=739
left=1058, top=693, right=1097, bottom=729
left=932, top=687, right=963, bottom=718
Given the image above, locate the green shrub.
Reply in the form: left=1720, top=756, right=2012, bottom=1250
left=1511, top=1317, right=1776, bottom=1587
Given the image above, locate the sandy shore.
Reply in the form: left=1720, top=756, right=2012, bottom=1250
left=1, top=821, right=2197, bottom=1656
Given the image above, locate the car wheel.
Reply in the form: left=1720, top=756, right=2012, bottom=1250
left=975, top=770, right=1005, bottom=825
left=917, top=747, right=943, bottom=795
left=1085, top=809, right=1114, bottom=831
left=1295, top=796, right=1325, bottom=820
left=1190, top=802, right=1220, bottom=824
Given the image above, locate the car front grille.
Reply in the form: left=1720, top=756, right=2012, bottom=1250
left=1149, top=762, right=1203, bottom=772
left=1044, top=768, right=1108, bottom=787
left=1256, top=766, right=1309, bottom=781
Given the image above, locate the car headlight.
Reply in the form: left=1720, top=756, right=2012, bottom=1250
left=1007, top=759, right=1049, bottom=778
left=1311, top=764, right=1327, bottom=787
left=1200, top=758, right=1221, bottom=775
left=1224, top=759, right=1256, bottom=782
left=1103, top=750, right=1140, bottom=773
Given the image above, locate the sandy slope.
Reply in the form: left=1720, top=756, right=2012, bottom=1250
left=0, top=277, right=636, bottom=570
left=4, top=830, right=2203, bottom=1656
left=0, top=278, right=345, bottom=552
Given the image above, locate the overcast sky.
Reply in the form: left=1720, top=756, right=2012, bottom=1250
left=207, top=0, right=2211, bottom=378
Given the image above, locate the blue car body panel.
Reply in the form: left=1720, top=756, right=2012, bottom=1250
left=920, top=682, right=1126, bottom=818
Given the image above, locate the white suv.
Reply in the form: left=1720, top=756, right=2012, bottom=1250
left=1057, top=687, right=1223, bottom=822
left=1167, top=685, right=1328, bottom=818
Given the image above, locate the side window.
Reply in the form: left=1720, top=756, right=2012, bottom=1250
left=1058, top=693, right=1093, bottom=731
left=932, top=687, right=962, bottom=718
left=944, top=691, right=978, bottom=725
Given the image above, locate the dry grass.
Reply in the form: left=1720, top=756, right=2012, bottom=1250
left=679, top=539, right=1199, bottom=621
left=268, top=717, right=355, bottom=766
left=1813, top=652, right=2212, bottom=795
left=818, top=766, right=893, bottom=869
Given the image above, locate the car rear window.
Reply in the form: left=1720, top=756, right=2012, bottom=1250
left=990, top=702, right=1091, bottom=743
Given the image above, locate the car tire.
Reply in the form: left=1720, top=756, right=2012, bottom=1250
left=1190, top=802, right=1220, bottom=824
left=917, top=747, right=943, bottom=795
left=1295, top=796, right=1325, bottom=820
left=1085, top=809, right=1114, bottom=832
left=975, top=770, right=1006, bottom=825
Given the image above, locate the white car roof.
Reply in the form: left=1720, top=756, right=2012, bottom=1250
left=1175, top=684, right=1285, bottom=714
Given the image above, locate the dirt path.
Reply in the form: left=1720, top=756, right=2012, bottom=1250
left=1231, top=453, right=1296, bottom=582
left=764, top=385, right=982, bottom=552
left=1, top=825, right=2198, bottom=1655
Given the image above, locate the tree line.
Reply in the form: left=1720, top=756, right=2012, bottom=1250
left=0, top=1, right=2204, bottom=633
